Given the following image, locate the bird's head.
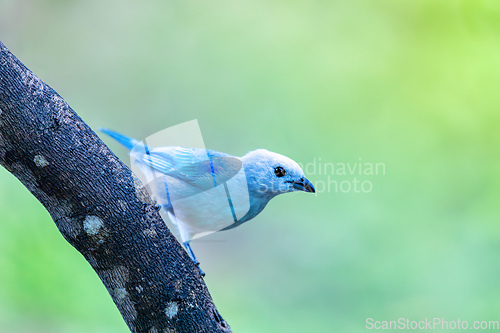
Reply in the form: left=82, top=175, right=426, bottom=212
left=242, top=149, right=315, bottom=197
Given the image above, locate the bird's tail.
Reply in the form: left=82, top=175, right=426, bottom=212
left=100, top=128, right=141, bottom=151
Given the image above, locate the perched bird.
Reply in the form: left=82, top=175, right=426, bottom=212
left=101, top=128, right=315, bottom=276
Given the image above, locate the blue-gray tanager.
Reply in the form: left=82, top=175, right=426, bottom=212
left=101, top=129, right=315, bottom=276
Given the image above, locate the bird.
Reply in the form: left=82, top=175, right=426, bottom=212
left=100, top=128, right=315, bottom=276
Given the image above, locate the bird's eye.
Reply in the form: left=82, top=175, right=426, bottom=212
left=274, top=166, right=286, bottom=177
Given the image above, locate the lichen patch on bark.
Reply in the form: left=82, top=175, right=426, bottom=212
left=34, top=155, right=49, bottom=167
left=83, top=215, right=103, bottom=235
left=164, top=302, right=179, bottom=319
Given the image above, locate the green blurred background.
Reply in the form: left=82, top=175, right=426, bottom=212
left=1, top=0, right=500, bottom=332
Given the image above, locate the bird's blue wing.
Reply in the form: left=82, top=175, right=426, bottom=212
left=134, top=147, right=242, bottom=191
left=175, top=156, right=242, bottom=190
left=133, top=147, right=200, bottom=174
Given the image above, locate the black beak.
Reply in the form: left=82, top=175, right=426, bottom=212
left=292, top=178, right=315, bottom=193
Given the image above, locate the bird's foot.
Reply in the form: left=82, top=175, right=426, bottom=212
left=195, top=262, right=206, bottom=277
left=183, top=241, right=205, bottom=277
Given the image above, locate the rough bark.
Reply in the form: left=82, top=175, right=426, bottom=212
left=0, top=41, right=231, bottom=333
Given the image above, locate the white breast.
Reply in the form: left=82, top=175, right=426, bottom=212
left=147, top=166, right=251, bottom=242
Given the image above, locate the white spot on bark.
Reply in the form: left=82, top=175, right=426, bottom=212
left=143, top=228, right=157, bottom=238
left=0, top=107, right=2, bottom=116
left=113, top=287, right=128, bottom=301
left=118, top=199, right=128, bottom=212
left=34, top=155, right=49, bottom=167
left=136, top=285, right=144, bottom=293
left=164, top=302, right=179, bottom=319
left=83, top=215, right=103, bottom=235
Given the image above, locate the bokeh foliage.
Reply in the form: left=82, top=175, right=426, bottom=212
left=1, top=0, right=500, bottom=332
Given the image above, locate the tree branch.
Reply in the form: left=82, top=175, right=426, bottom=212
left=0, top=41, right=231, bottom=333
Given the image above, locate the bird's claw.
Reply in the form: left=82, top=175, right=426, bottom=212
left=197, top=264, right=206, bottom=277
